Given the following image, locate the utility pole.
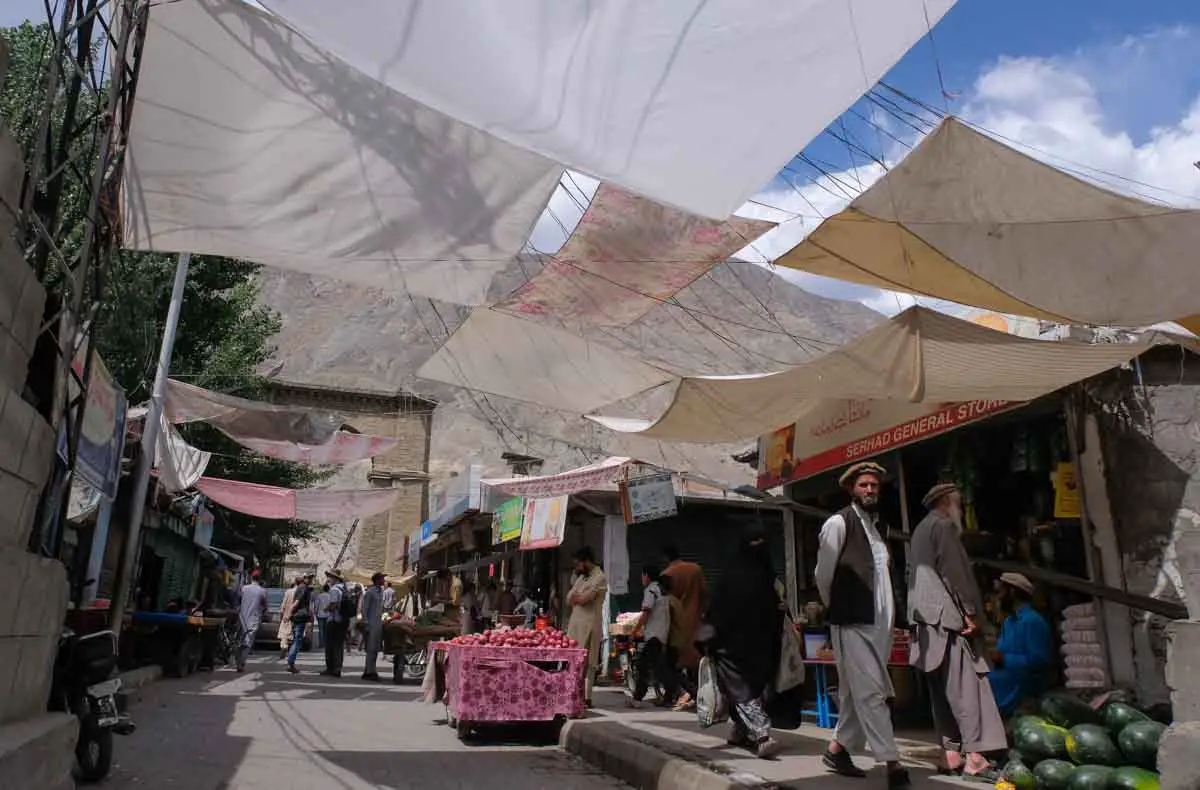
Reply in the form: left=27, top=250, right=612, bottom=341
left=109, top=252, right=190, bottom=633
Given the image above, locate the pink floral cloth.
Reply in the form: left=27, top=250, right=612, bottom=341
left=501, top=184, right=774, bottom=328
left=444, top=644, right=587, bottom=723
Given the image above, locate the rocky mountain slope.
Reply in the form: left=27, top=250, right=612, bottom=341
left=257, top=260, right=881, bottom=488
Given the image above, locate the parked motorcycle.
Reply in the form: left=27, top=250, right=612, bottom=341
left=49, top=628, right=135, bottom=782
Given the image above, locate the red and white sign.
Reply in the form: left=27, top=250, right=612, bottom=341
left=758, top=399, right=1020, bottom=489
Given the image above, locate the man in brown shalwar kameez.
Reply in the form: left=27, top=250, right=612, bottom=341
left=908, top=482, right=1006, bottom=779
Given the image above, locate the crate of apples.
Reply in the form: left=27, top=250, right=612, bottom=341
left=450, top=626, right=578, bottom=649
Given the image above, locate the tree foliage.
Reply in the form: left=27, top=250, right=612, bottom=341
left=3, top=22, right=330, bottom=565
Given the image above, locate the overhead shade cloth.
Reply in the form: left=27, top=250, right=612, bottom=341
left=122, top=0, right=561, bottom=305
left=774, top=117, right=1200, bottom=330
left=156, top=414, right=212, bottom=493
left=236, top=431, right=399, bottom=465
left=165, top=380, right=342, bottom=445
left=481, top=457, right=632, bottom=498
left=415, top=310, right=674, bottom=413
left=500, top=184, right=774, bottom=328
left=588, top=307, right=1150, bottom=443
left=196, top=477, right=399, bottom=521
left=260, top=0, right=957, bottom=218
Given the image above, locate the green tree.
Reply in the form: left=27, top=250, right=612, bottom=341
left=3, top=22, right=330, bottom=566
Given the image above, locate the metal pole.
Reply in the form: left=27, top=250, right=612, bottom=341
left=110, top=252, right=190, bottom=635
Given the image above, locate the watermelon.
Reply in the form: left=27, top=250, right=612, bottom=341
left=1102, top=703, right=1150, bottom=737
left=1066, top=766, right=1113, bottom=790
left=1117, top=721, right=1166, bottom=771
left=1013, top=714, right=1051, bottom=738
left=1001, top=756, right=1037, bottom=790
left=1107, top=766, right=1161, bottom=790
left=1042, top=693, right=1102, bottom=727
left=1016, top=721, right=1071, bottom=762
left=1032, top=758, right=1076, bottom=789
left=1066, top=725, right=1123, bottom=767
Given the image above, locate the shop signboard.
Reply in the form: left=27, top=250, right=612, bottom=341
left=57, top=346, right=127, bottom=499
left=620, top=472, right=677, bottom=524
left=1054, top=461, right=1081, bottom=518
left=519, top=495, right=568, bottom=550
left=408, top=528, right=422, bottom=566
left=758, top=398, right=1021, bottom=488
left=493, top=496, right=524, bottom=545
left=419, top=519, right=434, bottom=547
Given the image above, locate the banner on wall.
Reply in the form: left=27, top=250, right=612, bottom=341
left=493, top=497, right=524, bottom=545
left=408, top=529, right=421, bottom=566
left=758, top=398, right=1021, bottom=488
left=619, top=472, right=677, bottom=525
left=519, top=495, right=568, bottom=550
left=59, top=347, right=127, bottom=499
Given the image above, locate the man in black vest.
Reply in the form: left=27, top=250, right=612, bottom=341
left=815, top=461, right=908, bottom=789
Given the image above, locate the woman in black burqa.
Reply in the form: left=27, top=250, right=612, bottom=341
left=703, top=527, right=783, bottom=758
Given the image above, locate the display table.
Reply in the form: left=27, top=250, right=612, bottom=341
left=802, top=658, right=912, bottom=728
left=437, top=642, right=588, bottom=739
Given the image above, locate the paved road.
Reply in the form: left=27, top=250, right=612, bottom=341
left=103, top=650, right=628, bottom=790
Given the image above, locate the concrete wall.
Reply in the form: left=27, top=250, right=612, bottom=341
left=0, top=40, right=76, bottom=789
left=1085, top=349, right=1200, bottom=704
left=267, top=383, right=432, bottom=578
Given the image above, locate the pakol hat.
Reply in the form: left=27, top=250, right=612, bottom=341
left=999, top=572, right=1034, bottom=595
left=838, top=461, right=887, bottom=490
left=922, top=482, right=959, bottom=509
left=325, top=568, right=345, bottom=582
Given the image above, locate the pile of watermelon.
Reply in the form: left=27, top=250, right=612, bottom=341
left=998, top=693, right=1165, bottom=790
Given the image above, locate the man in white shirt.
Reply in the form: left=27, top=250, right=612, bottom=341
left=629, top=565, right=678, bottom=707
left=815, top=461, right=908, bottom=789
left=236, top=570, right=268, bottom=672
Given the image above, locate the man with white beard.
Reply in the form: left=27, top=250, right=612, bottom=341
left=816, top=462, right=908, bottom=789
left=908, top=482, right=1006, bottom=780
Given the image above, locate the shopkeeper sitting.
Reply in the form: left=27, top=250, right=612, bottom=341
left=989, top=572, right=1052, bottom=716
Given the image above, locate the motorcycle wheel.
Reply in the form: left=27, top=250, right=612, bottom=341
left=75, top=723, right=113, bottom=783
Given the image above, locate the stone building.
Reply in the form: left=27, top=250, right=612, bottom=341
left=0, top=41, right=76, bottom=789
left=267, top=381, right=434, bottom=579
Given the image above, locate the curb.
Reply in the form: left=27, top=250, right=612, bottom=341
left=116, top=665, right=163, bottom=711
left=561, top=720, right=765, bottom=790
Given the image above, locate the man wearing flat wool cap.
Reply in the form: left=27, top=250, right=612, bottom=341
left=816, top=461, right=908, bottom=789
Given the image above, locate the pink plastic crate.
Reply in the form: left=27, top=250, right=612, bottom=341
left=443, top=644, right=587, bottom=724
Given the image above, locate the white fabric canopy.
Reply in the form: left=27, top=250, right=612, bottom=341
left=156, top=414, right=212, bottom=493
left=416, top=310, right=674, bottom=413
left=775, top=117, right=1200, bottom=331
left=589, top=307, right=1150, bottom=443
left=165, top=380, right=343, bottom=445
left=122, top=0, right=560, bottom=305
left=260, top=0, right=956, bottom=218
left=237, top=431, right=400, bottom=465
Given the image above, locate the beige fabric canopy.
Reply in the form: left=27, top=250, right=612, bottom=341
left=588, top=307, right=1149, bottom=443
left=774, top=118, right=1200, bottom=333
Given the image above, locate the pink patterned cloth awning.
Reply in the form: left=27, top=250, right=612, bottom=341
left=481, top=457, right=633, bottom=499
left=236, top=431, right=399, bottom=464
left=500, top=184, right=774, bottom=328
left=196, top=477, right=399, bottom=521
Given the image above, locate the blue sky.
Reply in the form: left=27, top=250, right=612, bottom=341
left=8, top=0, right=1200, bottom=315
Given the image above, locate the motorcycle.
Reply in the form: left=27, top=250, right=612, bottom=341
left=50, top=628, right=136, bottom=783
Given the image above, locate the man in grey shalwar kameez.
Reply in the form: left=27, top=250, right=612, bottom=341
left=816, top=461, right=909, bottom=789
left=908, top=483, right=1006, bottom=778
left=361, top=572, right=386, bottom=682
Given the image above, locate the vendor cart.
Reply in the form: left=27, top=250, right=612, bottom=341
left=123, top=611, right=225, bottom=676
left=382, top=619, right=459, bottom=685
left=439, top=642, right=588, bottom=740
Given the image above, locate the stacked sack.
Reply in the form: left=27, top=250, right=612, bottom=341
left=1061, top=601, right=1109, bottom=689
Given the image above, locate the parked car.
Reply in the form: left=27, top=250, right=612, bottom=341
left=255, top=588, right=312, bottom=651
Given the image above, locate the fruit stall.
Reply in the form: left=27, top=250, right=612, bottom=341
left=433, top=626, right=587, bottom=740
left=996, top=691, right=1166, bottom=790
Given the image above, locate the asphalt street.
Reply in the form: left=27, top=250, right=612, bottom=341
left=101, top=649, right=629, bottom=790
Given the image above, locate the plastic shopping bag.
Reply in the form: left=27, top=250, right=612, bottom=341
left=775, top=616, right=806, bottom=692
left=696, top=656, right=728, bottom=728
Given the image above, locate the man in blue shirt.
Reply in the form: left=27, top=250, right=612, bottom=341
left=989, top=572, right=1052, bottom=716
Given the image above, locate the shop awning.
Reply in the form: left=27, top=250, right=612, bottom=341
left=260, top=0, right=956, bottom=219
left=773, top=117, right=1200, bottom=333
left=481, top=457, right=634, bottom=499
left=122, top=0, right=560, bottom=305
left=588, top=307, right=1150, bottom=444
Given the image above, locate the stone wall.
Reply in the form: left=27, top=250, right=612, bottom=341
left=1086, top=348, right=1200, bottom=704
left=0, top=38, right=76, bottom=790
left=266, top=382, right=433, bottom=578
